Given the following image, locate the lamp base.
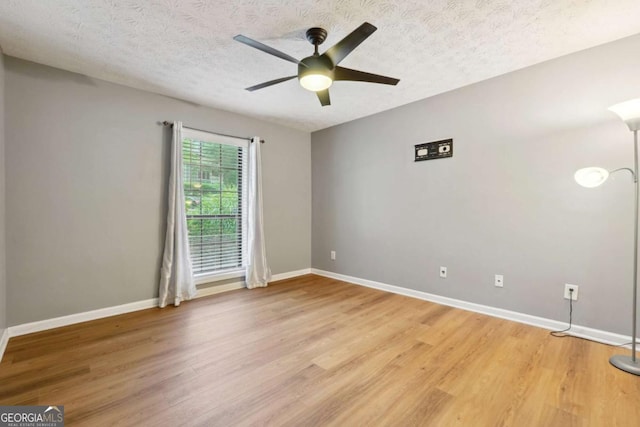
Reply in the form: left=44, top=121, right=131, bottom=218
left=610, top=354, right=640, bottom=375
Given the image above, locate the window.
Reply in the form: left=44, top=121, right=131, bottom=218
left=182, top=128, right=248, bottom=278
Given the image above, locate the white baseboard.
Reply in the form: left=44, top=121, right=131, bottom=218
left=196, top=281, right=245, bottom=298
left=0, top=328, right=8, bottom=363
left=311, top=268, right=638, bottom=349
left=271, top=268, right=312, bottom=282
left=194, top=268, right=313, bottom=298
left=195, top=268, right=312, bottom=298
left=2, top=267, right=633, bottom=364
left=8, top=298, right=159, bottom=338
left=4, top=268, right=312, bottom=343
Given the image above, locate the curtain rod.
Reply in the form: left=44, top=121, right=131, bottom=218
left=161, top=121, right=265, bottom=144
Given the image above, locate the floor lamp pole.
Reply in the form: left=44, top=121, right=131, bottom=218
left=610, top=129, right=640, bottom=375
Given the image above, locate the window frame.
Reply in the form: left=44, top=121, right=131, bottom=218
left=181, top=127, right=249, bottom=284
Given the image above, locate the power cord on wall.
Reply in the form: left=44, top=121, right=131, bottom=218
left=550, top=288, right=574, bottom=337
left=549, top=288, right=634, bottom=348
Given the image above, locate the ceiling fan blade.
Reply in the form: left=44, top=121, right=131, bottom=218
left=334, top=66, right=400, bottom=85
left=245, top=76, right=297, bottom=92
left=234, top=34, right=301, bottom=65
left=322, top=22, right=377, bottom=66
left=316, top=89, right=331, bottom=106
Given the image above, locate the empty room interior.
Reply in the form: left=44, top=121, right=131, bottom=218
left=1, top=1, right=640, bottom=425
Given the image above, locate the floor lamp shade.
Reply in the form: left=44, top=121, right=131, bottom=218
left=609, top=98, right=640, bottom=131
left=574, top=167, right=609, bottom=188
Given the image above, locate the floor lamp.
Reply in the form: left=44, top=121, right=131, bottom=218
left=574, top=98, right=640, bottom=376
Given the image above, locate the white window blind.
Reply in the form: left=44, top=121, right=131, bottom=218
left=181, top=128, right=248, bottom=275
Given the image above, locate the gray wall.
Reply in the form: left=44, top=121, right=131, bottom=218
left=5, top=57, right=311, bottom=326
left=312, top=34, right=640, bottom=336
left=0, top=50, right=6, bottom=333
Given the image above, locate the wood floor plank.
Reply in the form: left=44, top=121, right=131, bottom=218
left=1, top=274, right=639, bottom=426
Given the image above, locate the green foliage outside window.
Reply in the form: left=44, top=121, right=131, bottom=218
left=182, top=138, right=243, bottom=272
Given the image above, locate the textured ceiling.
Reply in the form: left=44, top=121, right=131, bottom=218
left=1, top=1, right=639, bottom=132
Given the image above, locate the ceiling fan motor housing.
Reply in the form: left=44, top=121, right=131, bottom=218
left=298, top=55, right=334, bottom=81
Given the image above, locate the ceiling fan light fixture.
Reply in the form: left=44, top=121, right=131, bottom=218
left=300, top=69, right=333, bottom=92
left=299, top=73, right=332, bottom=92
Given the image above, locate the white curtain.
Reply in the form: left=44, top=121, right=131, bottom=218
left=158, top=121, right=196, bottom=307
left=245, top=137, right=272, bottom=289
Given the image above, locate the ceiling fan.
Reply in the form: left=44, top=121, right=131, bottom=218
left=233, top=22, right=400, bottom=106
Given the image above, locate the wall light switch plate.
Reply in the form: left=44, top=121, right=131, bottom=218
left=330, top=251, right=336, bottom=261
left=440, top=266, right=447, bottom=278
left=495, top=274, right=504, bottom=287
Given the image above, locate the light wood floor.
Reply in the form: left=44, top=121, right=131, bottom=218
left=1, top=274, right=639, bottom=426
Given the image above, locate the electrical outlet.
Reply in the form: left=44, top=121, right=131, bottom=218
left=564, top=284, right=579, bottom=300
left=440, top=266, right=447, bottom=278
left=495, top=274, right=504, bottom=287
left=330, top=250, right=336, bottom=261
